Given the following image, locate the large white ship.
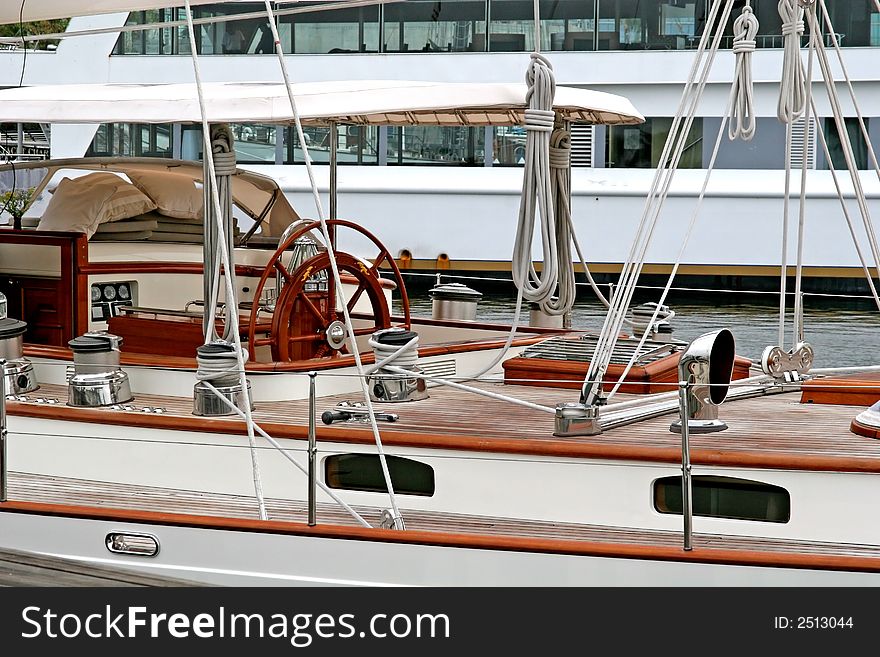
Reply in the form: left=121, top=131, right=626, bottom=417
left=2, top=1, right=880, bottom=291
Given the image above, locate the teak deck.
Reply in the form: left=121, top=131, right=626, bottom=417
left=9, top=377, right=880, bottom=473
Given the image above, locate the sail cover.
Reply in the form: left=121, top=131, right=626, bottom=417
left=0, top=1, right=227, bottom=24
left=0, top=80, right=644, bottom=126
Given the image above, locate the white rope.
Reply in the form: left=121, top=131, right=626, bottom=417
left=383, top=366, right=556, bottom=414
left=608, top=97, right=736, bottom=401
left=367, top=333, right=420, bottom=372
left=776, top=0, right=806, bottom=348
left=581, top=0, right=735, bottom=407
left=810, top=1, right=880, bottom=311
left=821, top=0, right=880, bottom=271
left=586, top=0, right=734, bottom=397
left=261, top=0, right=404, bottom=530
left=810, top=96, right=880, bottom=312
left=3, top=1, right=402, bottom=45
left=777, top=0, right=807, bottom=123
left=792, top=1, right=818, bottom=347
left=729, top=2, right=758, bottom=141
left=820, top=2, right=880, bottom=203
left=183, top=0, right=267, bottom=522
left=201, top=381, right=371, bottom=529
left=511, top=53, right=563, bottom=311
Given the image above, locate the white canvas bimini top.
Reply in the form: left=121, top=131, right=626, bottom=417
left=0, top=80, right=644, bottom=126
left=0, top=0, right=223, bottom=24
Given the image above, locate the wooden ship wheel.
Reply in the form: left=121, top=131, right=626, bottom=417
left=247, top=219, right=411, bottom=361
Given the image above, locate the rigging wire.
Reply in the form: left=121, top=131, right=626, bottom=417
left=581, top=0, right=736, bottom=408
left=776, top=0, right=806, bottom=348
left=182, top=0, right=267, bottom=522
left=259, top=0, right=404, bottom=530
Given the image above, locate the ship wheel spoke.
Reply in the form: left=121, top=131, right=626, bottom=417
left=287, top=333, right=324, bottom=344
left=346, top=282, right=368, bottom=313
left=369, top=250, right=390, bottom=275
left=273, top=262, right=294, bottom=285
left=297, top=291, right=326, bottom=323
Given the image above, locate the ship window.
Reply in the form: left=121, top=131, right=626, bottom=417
left=325, top=454, right=435, bottom=497
left=606, top=117, right=703, bottom=169
left=823, top=117, right=869, bottom=171
left=653, top=475, right=790, bottom=523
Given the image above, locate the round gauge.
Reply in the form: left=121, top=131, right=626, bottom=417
left=103, top=285, right=117, bottom=301
left=117, top=284, right=130, bottom=301
left=91, top=286, right=101, bottom=302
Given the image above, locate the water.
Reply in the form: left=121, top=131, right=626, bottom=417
left=398, top=292, right=880, bottom=369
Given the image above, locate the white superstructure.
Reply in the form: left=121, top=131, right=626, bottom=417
left=2, top=1, right=880, bottom=285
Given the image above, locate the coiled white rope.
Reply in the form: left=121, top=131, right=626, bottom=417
left=511, top=53, right=564, bottom=313
left=261, top=0, right=404, bottom=530
left=729, top=2, right=758, bottom=141
left=368, top=332, right=419, bottom=372
left=777, top=0, right=807, bottom=123
left=183, top=0, right=267, bottom=521
left=194, top=345, right=244, bottom=383
left=542, top=128, right=576, bottom=316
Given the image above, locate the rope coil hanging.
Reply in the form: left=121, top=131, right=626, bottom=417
left=777, top=0, right=807, bottom=123
left=729, top=2, right=758, bottom=141
left=512, top=53, right=575, bottom=316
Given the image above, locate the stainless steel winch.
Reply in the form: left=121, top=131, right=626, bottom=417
left=0, top=291, right=39, bottom=395
left=192, top=341, right=254, bottom=416
left=367, top=328, right=428, bottom=403
left=67, top=332, right=133, bottom=407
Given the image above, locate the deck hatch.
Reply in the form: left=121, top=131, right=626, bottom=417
left=520, top=335, right=682, bottom=366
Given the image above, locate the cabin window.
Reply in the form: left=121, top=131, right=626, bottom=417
left=325, top=454, right=435, bottom=497
left=653, top=475, right=790, bottom=523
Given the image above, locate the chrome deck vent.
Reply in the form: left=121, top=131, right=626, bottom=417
left=520, top=335, right=684, bottom=366
left=418, top=359, right=456, bottom=379
left=67, top=332, right=133, bottom=408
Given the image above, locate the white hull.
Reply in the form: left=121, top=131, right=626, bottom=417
left=3, top=511, right=878, bottom=586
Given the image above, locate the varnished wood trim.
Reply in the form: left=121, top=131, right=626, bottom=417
left=1, top=500, right=878, bottom=573
left=851, top=418, right=880, bottom=440
left=10, top=398, right=880, bottom=473
left=82, top=261, right=396, bottom=289
left=503, top=354, right=753, bottom=394
left=24, top=334, right=550, bottom=372
left=801, top=377, right=880, bottom=406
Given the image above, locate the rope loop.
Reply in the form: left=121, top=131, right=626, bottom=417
left=729, top=4, right=759, bottom=141
left=524, top=108, right=555, bottom=132
left=777, top=0, right=807, bottom=123
left=212, top=150, right=237, bottom=176
left=549, top=129, right=570, bottom=169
